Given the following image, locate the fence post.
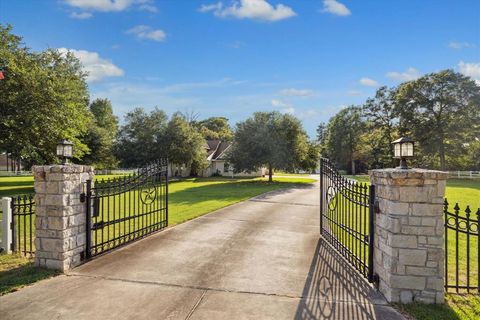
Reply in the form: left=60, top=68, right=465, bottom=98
left=33, top=165, right=94, bottom=271
left=1, top=197, right=12, bottom=253
left=370, top=168, right=447, bottom=304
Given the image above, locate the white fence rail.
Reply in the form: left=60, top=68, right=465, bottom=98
left=448, top=171, right=480, bottom=179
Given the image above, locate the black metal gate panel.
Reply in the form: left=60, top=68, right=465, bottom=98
left=320, top=158, right=376, bottom=282
left=85, top=159, right=168, bottom=258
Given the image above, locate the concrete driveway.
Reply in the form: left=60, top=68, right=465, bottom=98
left=0, top=182, right=404, bottom=320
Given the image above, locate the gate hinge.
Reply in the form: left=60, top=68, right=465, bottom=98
left=374, top=200, right=380, bottom=214
left=80, top=193, right=86, bottom=203
left=10, top=222, right=14, bottom=230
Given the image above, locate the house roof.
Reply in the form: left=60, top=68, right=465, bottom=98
left=205, top=140, right=232, bottom=161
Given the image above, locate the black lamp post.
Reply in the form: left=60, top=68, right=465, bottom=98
left=56, top=139, right=74, bottom=165
left=392, top=137, right=415, bottom=169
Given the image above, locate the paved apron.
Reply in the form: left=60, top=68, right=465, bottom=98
left=0, top=179, right=404, bottom=320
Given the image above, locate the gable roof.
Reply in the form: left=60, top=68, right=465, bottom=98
left=205, top=140, right=232, bottom=161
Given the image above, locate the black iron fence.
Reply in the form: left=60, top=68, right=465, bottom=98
left=320, top=158, right=377, bottom=283
left=444, top=199, right=479, bottom=293
left=85, top=159, right=168, bottom=258
left=11, top=194, right=36, bottom=256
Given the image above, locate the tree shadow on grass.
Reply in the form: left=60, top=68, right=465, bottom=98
left=0, top=255, right=58, bottom=296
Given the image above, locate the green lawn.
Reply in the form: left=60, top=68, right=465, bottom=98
left=0, top=175, right=315, bottom=295
left=395, top=294, right=480, bottom=320
left=0, top=254, right=58, bottom=295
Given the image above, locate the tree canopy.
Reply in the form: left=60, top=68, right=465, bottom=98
left=115, top=107, right=168, bottom=168
left=395, top=70, right=480, bottom=170
left=229, top=111, right=316, bottom=181
left=195, top=117, right=233, bottom=141
left=0, top=24, right=91, bottom=166
left=81, top=98, right=119, bottom=169
left=318, top=69, right=480, bottom=171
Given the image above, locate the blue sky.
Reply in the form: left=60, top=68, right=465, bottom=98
left=1, top=0, right=479, bottom=137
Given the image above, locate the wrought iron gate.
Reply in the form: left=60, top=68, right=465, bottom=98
left=320, top=158, right=377, bottom=283
left=84, top=159, right=168, bottom=258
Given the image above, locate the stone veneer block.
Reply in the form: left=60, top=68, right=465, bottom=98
left=33, top=165, right=94, bottom=272
left=370, top=168, right=447, bottom=304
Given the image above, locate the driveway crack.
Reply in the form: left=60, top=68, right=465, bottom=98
left=185, top=289, right=207, bottom=320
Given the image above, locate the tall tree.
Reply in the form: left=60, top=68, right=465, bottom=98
left=323, top=106, right=365, bottom=174
left=229, top=112, right=310, bottom=182
left=164, top=113, right=207, bottom=175
left=0, top=24, right=91, bottom=166
left=81, top=98, right=119, bottom=169
left=395, top=70, right=480, bottom=170
left=362, top=86, right=398, bottom=168
left=195, top=117, right=233, bottom=141
left=115, top=107, right=168, bottom=167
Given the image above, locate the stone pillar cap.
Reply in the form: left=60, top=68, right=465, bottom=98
left=32, top=165, right=94, bottom=174
left=369, top=168, right=448, bottom=180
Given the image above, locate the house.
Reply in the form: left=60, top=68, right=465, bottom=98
left=200, top=140, right=267, bottom=178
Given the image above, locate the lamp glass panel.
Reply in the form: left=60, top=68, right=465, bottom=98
left=394, top=143, right=401, bottom=157
left=402, top=143, right=413, bottom=157
left=64, top=145, right=73, bottom=157
left=56, top=144, right=63, bottom=156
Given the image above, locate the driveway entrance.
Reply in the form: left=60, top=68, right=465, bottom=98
left=0, top=181, right=404, bottom=319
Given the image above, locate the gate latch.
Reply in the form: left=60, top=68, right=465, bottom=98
left=374, top=200, right=380, bottom=214
left=80, top=193, right=86, bottom=203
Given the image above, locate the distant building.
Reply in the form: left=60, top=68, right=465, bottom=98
left=200, top=140, right=266, bottom=178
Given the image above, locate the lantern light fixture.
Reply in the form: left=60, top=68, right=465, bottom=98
left=392, top=136, right=415, bottom=169
left=56, top=139, right=74, bottom=165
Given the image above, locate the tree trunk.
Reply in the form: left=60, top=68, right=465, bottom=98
left=351, top=160, right=356, bottom=175
left=268, top=163, right=273, bottom=182
left=439, top=142, right=446, bottom=171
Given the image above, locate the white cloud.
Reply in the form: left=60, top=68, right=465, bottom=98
left=58, top=48, right=124, bottom=82
left=199, top=0, right=296, bottom=22
left=386, top=67, right=420, bottom=82
left=70, top=11, right=93, bottom=19
left=359, top=77, right=379, bottom=87
left=281, top=107, right=295, bottom=114
left=279, top=88, right=314, bottom=97
left=321, top=0, right=351, bottom=16
left=127, top=25, right=167, bottom=42
left=448, top=41, right=476, bottom=49
left=271, top=99, right=290, bottom=107
left=64, top=0, right=157, bottom=12
left=458, top=61, right=480, bottom=83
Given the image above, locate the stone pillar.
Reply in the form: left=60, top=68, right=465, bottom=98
left=33, top=165, right=94, bottom=272
left=369, top=168, right=447, bottom=304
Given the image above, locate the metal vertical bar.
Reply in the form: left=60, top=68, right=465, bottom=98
left=454, top=203, right=460, bottom=293
left=29, top=196, right=33, bottom=255
left=367, top=184, right=375, bottom=283
left=85, top=180, right=92, bottom=259
left=455, top=203, right=459, bottom=293
left=320, top=158, right=323, bottom=234
left=166, top=159, right=169, bottom=227
left=466, top=206, right=471, bottom=292
left=444, top=199, right=448, bottom=291
left=477, top=208, right=480, bottom=294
